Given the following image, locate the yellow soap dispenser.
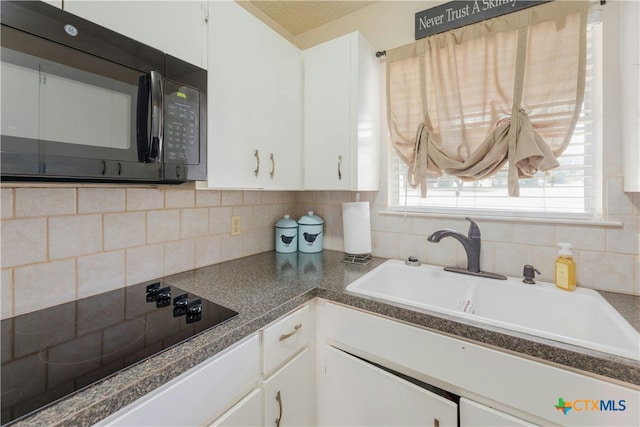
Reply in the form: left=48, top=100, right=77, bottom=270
left=555, top=242, right=576, bottom=291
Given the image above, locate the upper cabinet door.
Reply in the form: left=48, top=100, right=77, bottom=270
left=206, top=1, right=302, bottom=190
left=63, top=1, right=207, bottom=68
left=303, top=32, right=380, bottom=191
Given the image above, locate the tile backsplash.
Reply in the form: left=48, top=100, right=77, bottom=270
left=1, top=185, right=295, bottom=318
left=2, top=181, right=639, bottom=319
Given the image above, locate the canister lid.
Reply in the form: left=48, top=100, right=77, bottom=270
left=275, top=214, right=298, bottom=228
left=298, top=211, right=324, bottom=225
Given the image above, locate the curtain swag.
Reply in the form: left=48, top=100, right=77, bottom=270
left=386, top=1, right=589, bottom=197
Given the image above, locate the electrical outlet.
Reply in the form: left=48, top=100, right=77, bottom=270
left=231, top=216, right=241, bottom=236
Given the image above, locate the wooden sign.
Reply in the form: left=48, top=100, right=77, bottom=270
left=415, top=0, right=549, bottom=40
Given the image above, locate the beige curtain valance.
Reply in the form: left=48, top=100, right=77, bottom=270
left=386, top=1, right=589, bottom=197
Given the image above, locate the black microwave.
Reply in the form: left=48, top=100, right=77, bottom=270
left=0, top=1, right=206, bottom=183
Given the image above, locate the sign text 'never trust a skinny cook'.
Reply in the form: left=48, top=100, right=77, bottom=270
left=415, top=0, right=549, bottom=40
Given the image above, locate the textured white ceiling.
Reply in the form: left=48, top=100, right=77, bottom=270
left=249, top=1, right=377, bottom=35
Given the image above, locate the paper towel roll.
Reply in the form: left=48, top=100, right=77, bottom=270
left=342, top=201, right=372, bottom=255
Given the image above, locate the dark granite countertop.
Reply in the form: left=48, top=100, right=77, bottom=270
left=12, top=250, right=640, bottom=427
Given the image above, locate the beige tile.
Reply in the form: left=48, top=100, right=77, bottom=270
left=532, top=246, right=559, bottom=283
left=15, top=188, right=76, bottom=217
left=126, top=188, right=164, bottom=211
left=209, top=207, right=232, bottom=235
left=1, top=188, right=13, bottom=219
left=181, top=208, right=209, bottom=239
left=78, top=188, right=125, bottom=213
left=77, top=251, right=125, bottom=298
left=606, top=177, right=634, bottom=216
left=1, top=218, right=47, bottom=268
left=219, top=234, right=242, bottom=261
left=580, top=251, right=636, bottom=294
left=512, top=223, right=555, bottom=247
left=478, top=221, right=513, bottom=243
left=49, top=215, right=102, bottom=259
left=253, top=205, right=275, bottom=229
left=606, top=216, right=639, bottom=255
left=397, top=234, right=428, bottom=262
left=146, top=210, right=181, bottom=243
left=196, top=190, right=220, bottom=207
left=125, top=244, right=164, bottom=285
left=243, top=191, right=262, bottom=206
left=104, top=211, right=146, bottom=251
left=232, top=206, right=254, bottom=231
left=372, top=231, right=400, bottom=260
left=14, top=259, right=75, bottom=315
left=556, top=225, right=605, bottom=252
left=165, top=190, right=195, bottom=208
left=195, top=235, right=221, bottom=268
left=164, top=240, right=194, bottom=275
left=221, top=190, right=243, bottom=206
left=1, top=268, right=13, bottom=319
left=425, top=236, right=463, bottom=269
left=492, top=243, right=534, bottom=278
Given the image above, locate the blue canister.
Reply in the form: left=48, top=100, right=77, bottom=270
left=275, top=215, right=298, bottom=253
left=298, top=211, right=324, bottom=253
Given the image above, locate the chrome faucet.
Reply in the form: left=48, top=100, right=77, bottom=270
left=427, top=217, right=506, bottom=280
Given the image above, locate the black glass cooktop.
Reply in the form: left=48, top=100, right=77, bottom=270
left=1, top=280, right=238, bottom=425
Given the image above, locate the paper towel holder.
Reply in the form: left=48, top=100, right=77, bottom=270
left=342, top=254, right=374, bottom=265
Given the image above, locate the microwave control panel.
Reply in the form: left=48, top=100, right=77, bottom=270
left=164, top=81, right=200, bottom=165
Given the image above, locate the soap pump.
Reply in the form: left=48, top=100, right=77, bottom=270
left=555, top=242, right=576, bottom=291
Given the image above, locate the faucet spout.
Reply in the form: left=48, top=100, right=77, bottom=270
left=427, top=217, right=482, bottom=273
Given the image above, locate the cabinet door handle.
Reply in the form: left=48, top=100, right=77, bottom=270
left=270, top=152, right=275, bottom=178
left=254, top=149, right=260, bottom=176
left=279, top=324, right=302, bottom=342
left=337, top=155, right=343, bottom=180
left=275, top=390, right=283, bottom=427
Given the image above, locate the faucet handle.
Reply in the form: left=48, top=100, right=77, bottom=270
left=523, top=264, right=541, bottom=284
left=465, top=217, right=480, bottom=239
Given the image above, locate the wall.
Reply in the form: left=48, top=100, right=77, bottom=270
left=292, top=0, right=640, bottom=296
left=0, top=185, right=295, bottom=318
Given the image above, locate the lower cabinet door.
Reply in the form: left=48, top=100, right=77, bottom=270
left=320, top=345, right=458, bottom=427
left=210, top=388, right=263, bottom=427
left=263, top=348, right=313, bottom=427
left=459, top=398, right=537, bottom=427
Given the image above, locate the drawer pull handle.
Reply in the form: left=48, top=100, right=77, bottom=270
left=275, top=390, right=283, bottom=427
left=279, top=324, right=302, bottom=342
left=254, top=149, right=260, bottom=176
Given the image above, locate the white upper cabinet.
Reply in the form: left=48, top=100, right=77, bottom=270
left=206, top=1, right=302, bottom=190
left=303, top=32, right=380, bottom=191
left=62, top=1, right=207, bottom=68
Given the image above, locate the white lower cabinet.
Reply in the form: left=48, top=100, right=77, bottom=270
left=460, top=398, right=536, bottom=427
left=210, top=388, right=263, bottom=427
left=94, top=334, right=261, bottom=426
left=321, top=345, right=457, bottom=426
left=264, top=348, right=313, bottom=427
left=316, top=300, right=640, bottom=427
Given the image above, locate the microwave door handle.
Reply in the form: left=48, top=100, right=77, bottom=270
left=148, top=71, right=163, bottom=162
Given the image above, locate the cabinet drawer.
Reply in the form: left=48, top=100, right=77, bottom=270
left=262, top=305, right=310, bottom=375
left=95, top=334, right=261, bottom=427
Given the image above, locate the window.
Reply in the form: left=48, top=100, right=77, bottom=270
left=389, top=7, right=602, bottom=219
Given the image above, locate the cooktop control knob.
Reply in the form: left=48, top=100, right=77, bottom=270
left=186, top=299, right=203, bottom=324
left=173, top=293, right=189, bottom=317
left=145, top=282, right=161, bottom=302
left=155, top=287, right=172, bottom=308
